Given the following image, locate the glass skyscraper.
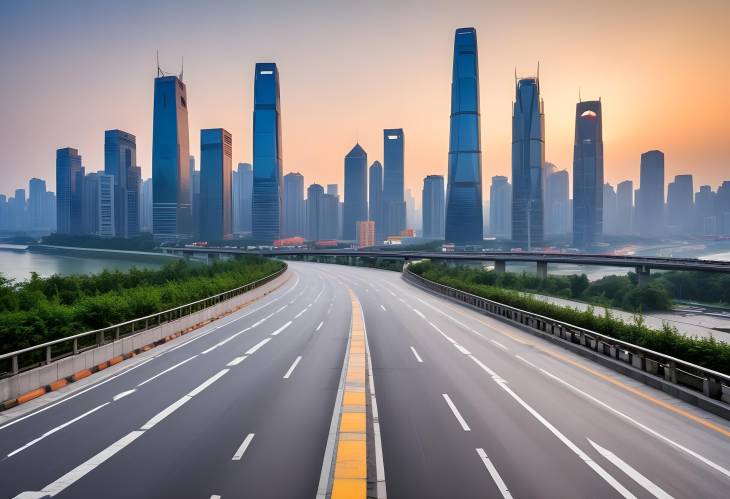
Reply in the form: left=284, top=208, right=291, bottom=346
left=252, top=63, right=283, bottom=244
left=283, top=172, right=305, bottom=237
left=343, top=143, right=368, bottom=240
left=200, top=128, right=233, bottom=241
left=368, top=161, right=383, bottom=242
left=382, top=129, right=405, bottom=238
left=152, top=75, right=191, bottom=241
left=637, top=150, right=665, bottom=238
left=445, top=27, right=483, bottom=244
left=572, top=100, right=604, bottom=247
left=422, top=175, right=445, bottom=239
left=511, top=77, right=545, bottom=248
left=489, top=175, right=512, bottom=239
left=104, top=129, right=137, bottom=238
left=55, top=147, right=84, bottom=234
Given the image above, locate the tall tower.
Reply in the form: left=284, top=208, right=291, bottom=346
left=252, top=63, right=283, bottom=244
left=283, top=172, right=305, bottom=237
left=55, top=147, right=84, bottom=234
left=572, top=100, right=604, bottom=247
left=344, top=143, right=368, bottom=240
left=445, top=27, right=483, bottom=245
left=200, top=128, right=233, bottom=241
left=637, top=150, right=665, bottom=238
left=368, top=161, right=383, bottom=242
left=511, top=76, right=545, bottom=248
left=152, top=74, right=191, bottom=241
left=382, top=128, right=405, bottom=238
left=422, top=175, right=445, bottom=239
left=104, top=129, right=137, bottom=238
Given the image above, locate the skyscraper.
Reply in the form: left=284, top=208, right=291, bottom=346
left=82, top=172, right=101, bottom=235
left=237, top=163, right=253, bottom=234
left=140, top=178, right=153, bottom=232
left=344, top=144, right=368, bottom=240
left=306, top=183, right=324, bottom=241
left=368, top=161, right=383, bottom=242
left=637, top=150, right=665, bottom=238
left=489, top=175, right=512, bottom=239
left=382, top=129, right=405, bottom=238
left=666, top=174, right=694, bottom=235
left=152, top=74, right=191, bottom=241
left=616, top=180, right=634, bottom=235
left=200, top=128, right=233, bottom=241
left=545, top=170, right=569, bottom=235
left=56, top=147, right=84, bottom=234
left=445, top=27, right=483, bottom=244
left=28, top=178, right=46, bottom=230
left=602, top=183, right=617, bottom=235
left=283, top=172, right=305, bottom=237
left=98, top=173, right=115, bottom=238
left=695, top=185, right=716, bottom=235
left=572, top=100, right=604, bottom=247
left=104, top=129, right=137, bottom=238
left=422, top=175, right=445, bottom=239
left=252, top=63, right=283, bottom=244
left=511, top=77, right=545, bottom=248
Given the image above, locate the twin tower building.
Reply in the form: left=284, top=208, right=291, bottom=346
left=151, top=27, right=603, bottom=248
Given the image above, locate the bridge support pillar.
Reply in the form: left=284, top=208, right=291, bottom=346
left=494, top=260, right=506, bottom=274
left=536, top=261, right=548, bottom=280
left=636, top=266, right=650, bottom=288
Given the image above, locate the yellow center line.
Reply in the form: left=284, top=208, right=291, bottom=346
left=331, top=289, right=368, bottom=499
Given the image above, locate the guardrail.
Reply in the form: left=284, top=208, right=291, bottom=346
left=0, top=265, right=287, bottom=379
left=403, top=266, right=730, bottom=414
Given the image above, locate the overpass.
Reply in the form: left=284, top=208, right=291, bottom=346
left=162, top=247, right=730, bottom=285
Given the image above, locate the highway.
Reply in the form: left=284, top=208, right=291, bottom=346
left=1, top=261, right=729, bottom=498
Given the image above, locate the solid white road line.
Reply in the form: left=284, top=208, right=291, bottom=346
left=187, top=369, right=229, bottom=397
left=140, top=396, right=191, bottom=431
left=410, top=346, right=423, bottom=363
left=454, top=344, right=472, bottom=355
left=380, top=304, right=387, bottom=311
left=271, top=321, right=292, bottom=336
left=7, top=402, right=110, bottom=458
left=363, top=301, right=387, bottom=498
left=588, top=439, right=674, bottom=499
left=515, top=355, right=537, bottom=369
left=442, top=394, right=471, bottom=432
left=283, top=356, right=303, bottom=379
left=245, top=337, right=271, bottom=355
left=226, top=356, right=247, bottom=367
left=315, top=321, right=324, bottom=331
left=232, top=433, right=255, bottom=461
left=490, top=339, right=509, bottom=351
left=476, top=448, right=513, bottom=499
left=210, top=495, right=221, bottom=499
left=113, top=389, right=136, bottom=401
left=14, top=430, right=145, bottom=498
left=137, top=355, right=198, bottom=387
left=538, top=367, right=730, bottom=480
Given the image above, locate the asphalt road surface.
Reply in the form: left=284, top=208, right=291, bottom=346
left=1, top=261, right=729, bottom=499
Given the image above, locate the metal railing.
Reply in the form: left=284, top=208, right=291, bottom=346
left=0, top=265, right=287, bottom=379
left=403, top=266, right=730, bottom=407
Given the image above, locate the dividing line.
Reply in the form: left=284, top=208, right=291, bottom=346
left=245, top=337, right=271, bottom=355
left=410, top=346, right=423, bottom=363
left=227, top=356, right=247, bottom=367
left=294, top=308, right=307, bottom=319
left=271, top=321, right=292, bottom=336
left=380, top=304, right=387, bottom=312
left=316, top=321, right=324, bottom=332
left=232, top=433, right=255, bottom=461
left=137, top=355, right=198, bottom=387
left=283, top=356, right=303, bottom=379
left=476, top=448, right=513, bottom=499
left=442, top=394, right=471, bottom=432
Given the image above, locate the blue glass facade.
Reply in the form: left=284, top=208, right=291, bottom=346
left=55, top=147, right=84, bottom=234
left=152, top=75, right=191, bottom=241
left=252, top=63, right=283, bottom=244
left=104, top=129, right=136, bottom=237
left=511, top=77, right=545, bottom=248
left=283, top=172, right=305, bottom=237
left=343, top=143, right=368, bottom=240
left=572, top=100, right=604, bottom=247
left=200, top=128, right=233, bottom=241
left=368, top=161, right=383, bottom=242
left=445, top=27, right=483, bottom=244
left=382, top=129, right=405, bottom=237
left=422, top=175, right=445, bottom=239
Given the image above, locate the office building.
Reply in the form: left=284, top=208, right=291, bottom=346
left=382, top=129, right=405, bottom=238
left=152, top=74, right=191, bottom=241
left=104, top=129, right=137, bottom=237
left=716, top=181, right=730, bottom=235
left=572, top=100, right=604, bottom=247
left=637, top=150, right=665, bottom=238
left=140, top=178, right=153, bottom=232
left=252, top=63, right=283, bottom=244
left=603, top=183, right=617, bottom=235
left=56, top=147, right=85, bottom=234
left=28, top=178, right=46, bottom=230
left=200, top=128, right=233, bottom=241
left=344, top=144, right=368, bottom=240
left=545, top=169, right=569, bottom=235
left=422, top=175, right=445, bottom=239
left=666, top=174, right=694, bottom=235
left=616, top=180, right=633, bottom=235
left=98, top=173, right=115, bottom=237
left=511, top=77, right=545, bottom=248
left=368, top=161, right=383, bottom=242
left=283, top=172, right=305, bottom=237
left=237, top=163, right=254, bottom=234
left=357, top=220, right=375, bottom=248
left=306, top=183, right=324, bottom=241
left=489, top=176, right=512, bottom=239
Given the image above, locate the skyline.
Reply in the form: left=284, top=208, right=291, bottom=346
left=1, top=1, right=729, bottom=199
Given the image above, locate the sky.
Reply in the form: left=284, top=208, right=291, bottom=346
left=1, top=0, right=728, bottom=201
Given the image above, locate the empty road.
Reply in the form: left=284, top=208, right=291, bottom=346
left=1, top=261, right=729, bottom=498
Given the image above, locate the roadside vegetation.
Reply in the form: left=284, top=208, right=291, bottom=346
left=40, top=233, right=158, bottom=252
left=0, top=256, right=284, bottom=354
left=409, top=261, right=730, bottom=373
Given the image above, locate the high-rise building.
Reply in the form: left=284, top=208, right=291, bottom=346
left=235, top=163, right=253, bottom=234
left=104, top=129, right=137, bottom=237
left=572, top=100, right=604, bottom=247
left=306, top=183, right=324, bottom=241
left=200, top=128, right=233, bottom=241
left=445, top=27, right=483, bottom=244
left=56, top=147, right=85, bottom=234
left=545, top=170, right=569, bottom=235
left=357, top=221, right=375, bottom=248
left=140, top=178, right=153, bottom=232
left=252, top=63, right=283, bottom=244
left=603, top=183, right=618, bottom=235
left=716, top=181, right=730, bottom=235
left=191, top=168, right=200, bottom=237
left=489, top=176, right=512, bottom=239
left=616, top=180, right=634, bottom=235
left=188, top=155, right=195, bottom=208
left=695, top=185, right=716, bottom=235
left=321, top=193, right=340, bottom=240
left=98, top=173, right=115, bottom=237
left=343, top=144, right=368, bottom=240
left=368, top=161, right=383, bottom=242
left=43, top=191, right=56, bottom=231
left=637, top=150, right=665, bottom=238
left=666, top=174, right=694, bottom=235
left=28, top=178, right=46, bottom=230
left=152, top=75, right=191, bottom=241
left=82, top=172, right=100, bottom=235
left=283, top=172, right=305, bottom=237
left=511, top=77, right=545, bottom=248
left=127, top=166, right=141, bottom=236
left=422, top=175, right=445, bottom=239
left=382, top=129, right=405, bottom=238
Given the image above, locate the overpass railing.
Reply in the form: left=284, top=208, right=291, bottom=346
left=403, top=265, right=730, bottom=412
left=0, top=265, right=287, bottom=379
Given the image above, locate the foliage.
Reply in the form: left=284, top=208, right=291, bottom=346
left=409, top=261, right=730, bottom=373
left=652, top=271, right=730, bottom=306
left=0, top=257, right=284, bottom=354
left=41, top=233, right=158, bottom=252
